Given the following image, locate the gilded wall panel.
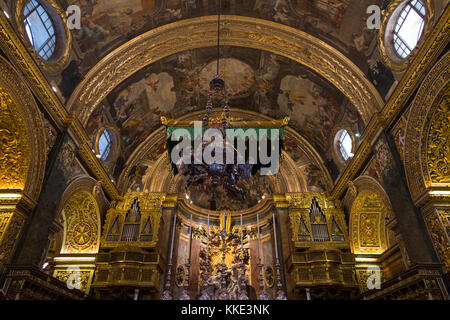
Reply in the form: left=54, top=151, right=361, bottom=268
left=425, top=209, right=450, bottom=273
left=350, top=190, right=388, bottom=254
left=0, top=211, right=25, bottom=266
left=61, top=191, right=100, bottom=254
left=359, top=212, right=381, bottom=248
left=54, top=269, right=93, bottom=293
left=404, top=54, right=450, bottom=201
left=0, top=87, right=29, bottom=190
left=426, top=96, right=450, bottom=184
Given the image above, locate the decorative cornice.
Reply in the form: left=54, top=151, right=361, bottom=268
left=177, top=196, right=273, bottom=221
left=0, top=14, right=121, bottom=200
left=161, top=116, right=290, bottom=127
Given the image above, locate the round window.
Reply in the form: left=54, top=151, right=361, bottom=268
left=23, top=0, right=57, bottom=60
left=336, top=129, right=354, bottom=161
left=392, top=0, right=426, bottom=58
left=98, top=129, right=114, bottom=161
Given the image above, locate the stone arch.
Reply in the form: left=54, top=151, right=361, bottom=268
left=67, top=15, right=383, bottom=126
left=116, top=109, right=330, bottom=195
left=57, top=181, right=102, bottom=254
left=404, top=52, right=450, bottom=203
left=349, top=176, right=394, bottom=255
left=0, top=55, right=46, bottom=204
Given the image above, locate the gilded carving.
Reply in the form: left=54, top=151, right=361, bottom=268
left=392, top=113, right=408, bottom=163
left=0, top=17, right=120, bottom=200
left=0, top=56, right=46, bottom=203
left=425, top=209, right=450, bottom=273
left=67, top=16, right=383, bottom=126
left=0, top=211, right=26, bottom=266
left=350, top=191, right=388, bottom=254
left=427, top=96, right=450, bottom=183
left=405, top=53, right=450, bottom=202
left=356, top=268, right=384, bottom=293
left=373, top=139, right=394, bottom=177
left=359, top=211, right=380, bottom=248
left=331, top=9, right=449, bottom=201
left=287, top=193, right=348, bottom=244
left=101, top=192, right=165, bottom=248
left=54, top=269, right=91, bottom=293
left=0, top=86, right=29, bottom=190
left=61, top=191, right=100, bottom=254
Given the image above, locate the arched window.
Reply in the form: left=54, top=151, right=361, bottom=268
left=393, top=0, right=426, bottom=58
left=98, top=129, right=113, bottom=161
left=23, top=0, right=56, bottom=60
left=336, top=129, right=354, bottom=161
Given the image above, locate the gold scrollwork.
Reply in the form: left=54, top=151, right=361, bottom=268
left=67, top=16, right=382, bottom=126
left=350, top=191, right=388, bottom=254
left=101, top=192, right=165, bottom=248
left=425, top=209, right=450, bottom=273
left=287, top=193, right=348, bottom=244
left=427, top=95, right=450, bottom=183
left=405, top=53, right=450, bottom=202
left=54, top=269, right=92, bottom=293
left=0, top=86, right=29, bottom=190
left=61, top=191, right=100, bottom=254
left=0, top=210, right=26, bottom=266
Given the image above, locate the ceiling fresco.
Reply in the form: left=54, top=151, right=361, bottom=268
left=180, top=175, right=273, bottom=211
left=59, top=0, right=394, bottom=101
left=85, top=46, right=364, bottom=185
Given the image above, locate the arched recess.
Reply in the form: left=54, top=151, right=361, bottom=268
left=47, top=178, right=103, bottom=293
left=140, top=151, right=306, bottom=195
left=57, top=180, right=102, bottom=254
left=404, top=52, right=450, bottom=204
left=66, top=15, right=383, bottom=126
left=0, top=55, right=46, bottom=204
left=349, top=176, right=394, bottom=255
left=116, top=109, right=332, bottom=194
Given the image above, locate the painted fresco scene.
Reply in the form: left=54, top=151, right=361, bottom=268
left=60, top=0, right=394, bottom=100
left=85, top=46, right=365, bottom=183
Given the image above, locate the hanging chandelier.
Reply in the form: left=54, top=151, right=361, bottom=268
left=162, top=2, right=288, bottom=200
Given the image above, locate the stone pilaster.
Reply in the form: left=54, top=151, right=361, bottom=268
left=372, top=131, right=439, bottom=266
left=273, top=195, right=293, bottom=299
left=11, top=132, right=77, bottom=266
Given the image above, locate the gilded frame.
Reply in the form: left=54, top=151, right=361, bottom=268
left=378, top=0, right=435, bottom=71
left=14, top=0, right=72, bottom=74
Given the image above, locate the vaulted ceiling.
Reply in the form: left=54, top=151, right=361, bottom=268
left=53, top=0, right=396, bottom=198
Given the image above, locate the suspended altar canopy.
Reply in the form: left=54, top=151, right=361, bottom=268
left=162, top=117, right=289, bottom=177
